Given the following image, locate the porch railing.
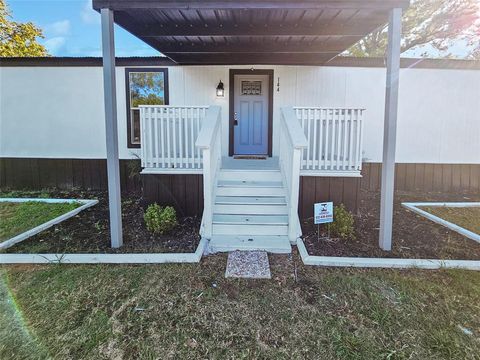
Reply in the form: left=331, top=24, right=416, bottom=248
left=294, top=107, right=364, bottom=176
left=279, top=107, right=308, bottom=241
left=195, top=106, right=222, bottom=239
left=139, top=105, right=208, bottom=172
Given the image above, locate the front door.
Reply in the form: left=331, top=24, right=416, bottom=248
left=233, top=74, right=270, bottom=155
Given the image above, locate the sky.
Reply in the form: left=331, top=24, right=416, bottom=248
left=6, top=0, right=480, bottom=58
left=8, top=0, right=159, bottom=57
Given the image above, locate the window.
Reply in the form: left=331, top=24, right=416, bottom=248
left=241, top=80, right=262, bottom=95
left=125, top=68, right=169, bottom=148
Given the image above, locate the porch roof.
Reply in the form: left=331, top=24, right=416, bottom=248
left=92, top=0, right=409, bottom=65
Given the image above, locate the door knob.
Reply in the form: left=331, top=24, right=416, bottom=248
left=233, top=112, right=238, bottom=126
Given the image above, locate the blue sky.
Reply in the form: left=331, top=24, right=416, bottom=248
left=7, top=0, right=479, bottom=58
left=8, top=0, right=159, bottom=57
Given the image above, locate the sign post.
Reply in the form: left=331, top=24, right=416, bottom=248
left=314, top=202, right=334, bottom=240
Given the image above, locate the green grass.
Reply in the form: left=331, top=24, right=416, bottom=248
left=1, top=256, right=480, bottom=359
left=421, top=206, right=480, bottom=235
left=0, top=201, right=80, bottom=242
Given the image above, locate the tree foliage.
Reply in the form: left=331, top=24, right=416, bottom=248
left=129, top=72, right=165, bottom=107
left=347, top=0, right=479, bottom=57
left=0, top=0, right=48, bottom=57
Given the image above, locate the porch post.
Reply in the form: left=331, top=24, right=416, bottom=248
left=379, top=8, right=402, bottom=251
left=101, top=8, right=123, bottom=248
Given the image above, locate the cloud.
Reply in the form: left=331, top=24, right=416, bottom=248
left=46, top=20, right=71, bottom=36
left=81, top=0, right=100, bottom=25
left=43, top=37, right=67, bottom=54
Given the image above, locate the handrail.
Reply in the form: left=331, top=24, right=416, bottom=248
left=196, top=106, right=222, bottom=239
left=195, top=106, right=222, bottom=149
left=280, top=107, right=309, bottom=149
left=279, top=107, right=308, bottom=242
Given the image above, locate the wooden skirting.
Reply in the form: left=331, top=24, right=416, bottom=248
left=299, top=177, right=361, bottom=219
left=0, top=158, right=141, bottom=193
left=1, top=159, right=479, bottom=220
left=361, top=163, right=480, bottom=193
left=142, top=174, right=203, bottom=217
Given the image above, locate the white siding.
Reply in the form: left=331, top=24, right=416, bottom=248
left=1, top=64, right=479, bottom=163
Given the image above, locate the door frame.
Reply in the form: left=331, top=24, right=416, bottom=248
left=229, top=69, right=274, bottom=157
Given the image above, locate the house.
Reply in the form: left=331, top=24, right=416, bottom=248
left=1, top=0, right=479, bottom=254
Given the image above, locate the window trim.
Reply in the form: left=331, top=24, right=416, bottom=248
left=125, top=67, right=169, bottom=148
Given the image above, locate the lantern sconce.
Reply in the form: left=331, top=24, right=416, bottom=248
left=277, top=77, right=280, bottom=92
left=216, top=80, right=225, bottom=97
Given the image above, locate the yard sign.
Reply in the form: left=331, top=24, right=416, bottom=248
left=314, top=202, right=334, bottom=224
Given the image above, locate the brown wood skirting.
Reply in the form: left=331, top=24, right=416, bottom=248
left=1, top=159, right=478, bottom=219
left=142, top=174, right=203, bottom=217
left=299, top=176, right=361, bottom=219
left=361, top=163, right=480, bottom=193
left=0, top=158, right=141, bottom=193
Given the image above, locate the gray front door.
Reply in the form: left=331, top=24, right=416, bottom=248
left=233, top=74, right=269, bottom=155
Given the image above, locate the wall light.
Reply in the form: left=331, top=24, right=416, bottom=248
left=216, top=80, right=225, bottom=97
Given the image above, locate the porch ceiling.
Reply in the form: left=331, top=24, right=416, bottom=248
left=92, top=0, right=409, bottom=65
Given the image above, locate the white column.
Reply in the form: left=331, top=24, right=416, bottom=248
left=379, top=8, right=402, bottom=251
left=101, top=8, right=123, bottom=248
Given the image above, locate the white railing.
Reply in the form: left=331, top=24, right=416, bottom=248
left=294, top=107, right=364, bottom=176
left=195, top=106, right=222, bottom=239
left=140, top=105, right=208, bottom=172
left=279, top=107, right=308, bottom=242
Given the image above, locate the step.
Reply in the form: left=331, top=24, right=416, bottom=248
left=212, top=224, right=288, bottom=236
left=212, top=214, right=288, bottom=236
left=214, top=203, right=288, bottom=215
left=208, top=235, right=291, bottom=254
left=216, top=180, right=285, bottom=197
left=215, top=196, right=286, bottom=206
left=218, top=170, right=282, bottom=182
left=214, top=195, right=288, bottom=215
left=217, top=180, right=283, bottom=188
left=216, top=187, right=285, bottom=196
left=213, top=214, right=288, bottom=225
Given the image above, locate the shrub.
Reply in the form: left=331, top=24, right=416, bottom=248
left=144, top=203, right=177, bottom=234
left=327, top=204, right=355, bottom=239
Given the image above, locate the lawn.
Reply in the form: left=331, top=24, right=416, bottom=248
left=420, top=206, right=480, bottom=236
left=1, top=255, right=479, bottom=359
left=0, top=201, right=80, bottom=242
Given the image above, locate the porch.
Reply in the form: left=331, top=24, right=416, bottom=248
left=138, top=105, right=364, bottom=252
left=93, top=0, right=408, bottom=252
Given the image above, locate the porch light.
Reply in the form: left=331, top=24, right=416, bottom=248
left=216, top=80, right=225, bottom=97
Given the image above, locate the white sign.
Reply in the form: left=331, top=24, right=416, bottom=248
left=314, top=202, right=334, bottom=224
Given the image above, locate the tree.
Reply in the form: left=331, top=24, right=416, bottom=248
left=0, top=0, right=48, bottom=57
left=129, top=72, right=165, bottom=107
left=347, top=0, right=479, bottom=57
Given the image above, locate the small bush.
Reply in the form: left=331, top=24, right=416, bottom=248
left=144, top=204, right=177, bottom=234
left=327, top=204, right=355, bottom=239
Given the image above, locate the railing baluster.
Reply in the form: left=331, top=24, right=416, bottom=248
left=342, top=110, right=347, bottom=170
left=158, top=108, right=166, bottom=168
left=173, top=108, right=178, bottom=168
left=312, top=109, right=317, bottom=171
left=152, top=108, right=158, bottom=168
left=348, top=109, right=354, bottom=171
left=179, top=108, right=184, bottom=168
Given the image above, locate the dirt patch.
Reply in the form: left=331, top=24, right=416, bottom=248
left=420, top=206, right=480, bottom=235
left=303, top=190, right=480, bottom=260
left=2, top=190, right=200, bottom=254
